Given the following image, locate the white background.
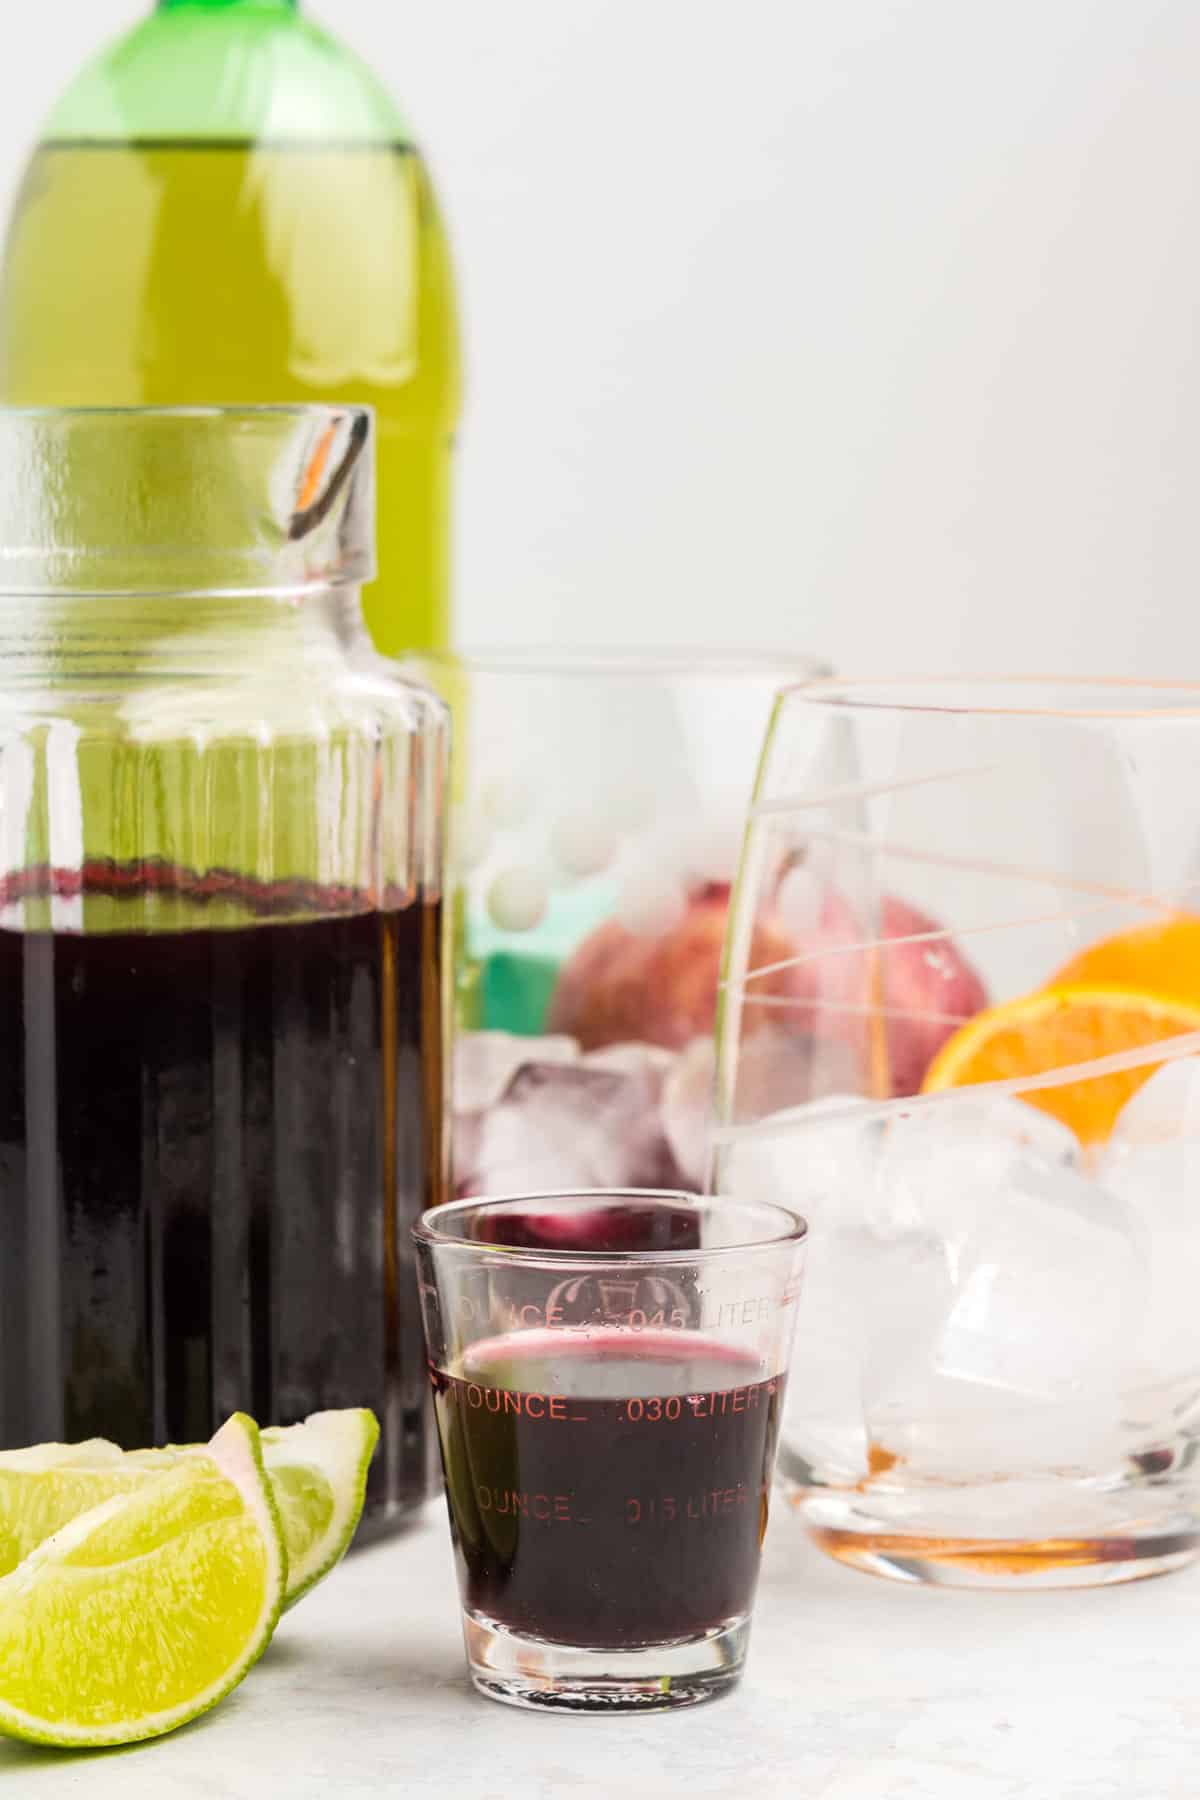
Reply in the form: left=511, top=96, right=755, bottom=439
left=3, top=1, right=1199, bottom=677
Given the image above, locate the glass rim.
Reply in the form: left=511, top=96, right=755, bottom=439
left=776, top=673, right=1200, bottom=721
left=413, top=1188, right=808, bottom=1264
left=414, top=646, right=832, bottom=681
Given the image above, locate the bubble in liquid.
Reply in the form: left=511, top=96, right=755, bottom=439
left=616, top=868, right=687, bottom=937
left=453, top=807, right=491, bottom=873
left=682, top=818, right=745, bottom=888
left=481, top=773, right=533, bottom=830
left=598, top=781, right=657, bottom=833
left=487, top=865, right=549, bottom=933
left=551, top=813, right=619, bottom=880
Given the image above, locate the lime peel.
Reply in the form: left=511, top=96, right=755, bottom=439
left=0, top=1412, right=286, bottom=1749
left=261, top=1407, right=379, bottom=1608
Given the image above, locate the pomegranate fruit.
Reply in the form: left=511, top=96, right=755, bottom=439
left=547, top=882, right=986, bottom=1097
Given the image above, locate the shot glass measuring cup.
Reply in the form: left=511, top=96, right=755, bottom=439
left=414, top=1189, right=806, bottom=1712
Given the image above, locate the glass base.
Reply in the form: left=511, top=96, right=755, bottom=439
left=797, top=1489, right=1200, bottom=1589
left=461, top=1611, right=750, bottom=1712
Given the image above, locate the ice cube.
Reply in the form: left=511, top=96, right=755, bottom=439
left=586, top=1042, right=685, bottom=1183
left=930, top=1160, right=1139, bottom=1395
left=1100, top=1056, right=1200, bottom=1380
left=717, top=1094, right=881, bottom=1228
left=719, top=1097, right=884, bottom=1485
left=454, top=1031, right=579, bottom=1115
left=851, top=1225, right=955, bottom=1387
left=465, top=1059, right=678, bottom=1195
left=582, top=1041, right=675, bottom=1079
left=786, top=1216, right=956, bottom=1485
left=779, top=1219, right=872, bottom=1485
left=658, top=1037, right=716, bottom=1189
left=1106, top=1055, right=1200, bottom=1146
left=865, top=1156, right=1146, bottom=1477
left=869, top=1379, right=1128, bottom=1481
left=452, top=1033, right=581, bottom=1193
left=869, top=1094, right=1081, bottom=1242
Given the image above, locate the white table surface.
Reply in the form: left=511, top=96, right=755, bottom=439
left=4, top=1504, right=1197, bottom=1800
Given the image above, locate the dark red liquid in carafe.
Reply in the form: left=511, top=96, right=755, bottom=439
left=431, top=1331, right=784, bottom=1648
left=0, top=875, right=442, bottom=1527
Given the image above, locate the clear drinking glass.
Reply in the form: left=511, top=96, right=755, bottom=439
left=407, top=649, right=827, bottom=1198
left=414, top=1189, right=806, bottom=1711
left=713, top=676, right=1200, bottom=1587
left=0, top=406, right=447, bottom=1534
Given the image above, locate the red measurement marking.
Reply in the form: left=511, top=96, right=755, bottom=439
left=625, top=1485, right=749, bottom=1525
left=459, top=1383, right=568, bottom=1421
left=476, top=1487, right=575, bottom=1522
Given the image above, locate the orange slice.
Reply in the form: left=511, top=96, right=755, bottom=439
left=1053, top=914, right=1200, bottom=999
left=920, top=983, right=1200, bottom=1145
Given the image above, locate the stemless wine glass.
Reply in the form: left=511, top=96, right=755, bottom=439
left=713, top=676, right=1200, bottom=1587
left=414, top=1189, right=806, bottom=1711
left=407, top=648, right=827, bottom=1199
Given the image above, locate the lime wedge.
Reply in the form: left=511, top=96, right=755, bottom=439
left=0, top=1408, right=378, bottom=1608
left=0, top=1440, right=124, bottom=1471
left=0, top=1413, right=285, bottom=1749
left=0, top=1441, right=160, bottom=1579
left=261, top=1409, right=380, bottom=1608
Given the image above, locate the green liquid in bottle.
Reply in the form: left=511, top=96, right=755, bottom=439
left=0, top=1, right=459, bottom=655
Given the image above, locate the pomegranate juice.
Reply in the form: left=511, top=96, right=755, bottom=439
left=0, top=881, right=442, bottom=1525
left=431, top=1331, right=785, bottom=1647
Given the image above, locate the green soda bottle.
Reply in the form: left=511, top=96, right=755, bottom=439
left=0, top=0, right=459, bottom=655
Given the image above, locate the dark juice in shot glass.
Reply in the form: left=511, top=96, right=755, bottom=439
left=431, top=1329, right=785, bottom=1648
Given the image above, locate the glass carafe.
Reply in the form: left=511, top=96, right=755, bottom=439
left=0, top=406, right=447, bottom=1535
